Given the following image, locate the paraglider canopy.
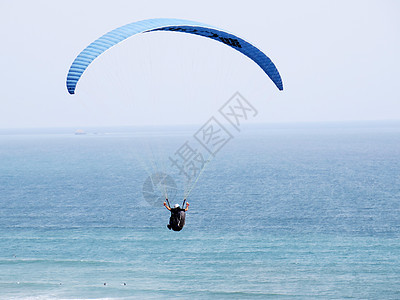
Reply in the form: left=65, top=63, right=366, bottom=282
left=66, top=18, right=283, bottom=94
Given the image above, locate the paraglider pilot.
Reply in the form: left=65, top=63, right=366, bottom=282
left=164, top=198, right=189, bottom=231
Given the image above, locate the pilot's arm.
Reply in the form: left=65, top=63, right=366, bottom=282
left=163, top=200, right=171, bottom=211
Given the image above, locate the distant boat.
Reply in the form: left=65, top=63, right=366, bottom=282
left=74, top=129, right=86, bottom=135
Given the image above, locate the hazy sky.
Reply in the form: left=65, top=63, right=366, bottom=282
left=0, top=0, right=399, bottom=128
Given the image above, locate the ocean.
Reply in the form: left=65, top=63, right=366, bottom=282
left=0, top=122, right=399, bottom=299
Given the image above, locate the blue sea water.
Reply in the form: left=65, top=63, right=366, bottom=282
left=0, top=122, right=399, bottom=299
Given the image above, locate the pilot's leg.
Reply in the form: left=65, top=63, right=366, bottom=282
left=167, top=216, right=172, bottom=230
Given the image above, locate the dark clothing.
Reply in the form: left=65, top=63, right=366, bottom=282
left=168, top=208, right=186, bottom=231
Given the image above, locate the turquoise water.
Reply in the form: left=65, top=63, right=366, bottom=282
left=1, top=123, right=399, bottom=299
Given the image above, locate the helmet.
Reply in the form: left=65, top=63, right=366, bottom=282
left=174, top=204, right=180, bottom=208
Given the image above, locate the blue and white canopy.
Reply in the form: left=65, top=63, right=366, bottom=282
left=66, top=18, right=283, bottom=94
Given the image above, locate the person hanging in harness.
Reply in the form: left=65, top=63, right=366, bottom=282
left=164, top=198, right=189, bottom=231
